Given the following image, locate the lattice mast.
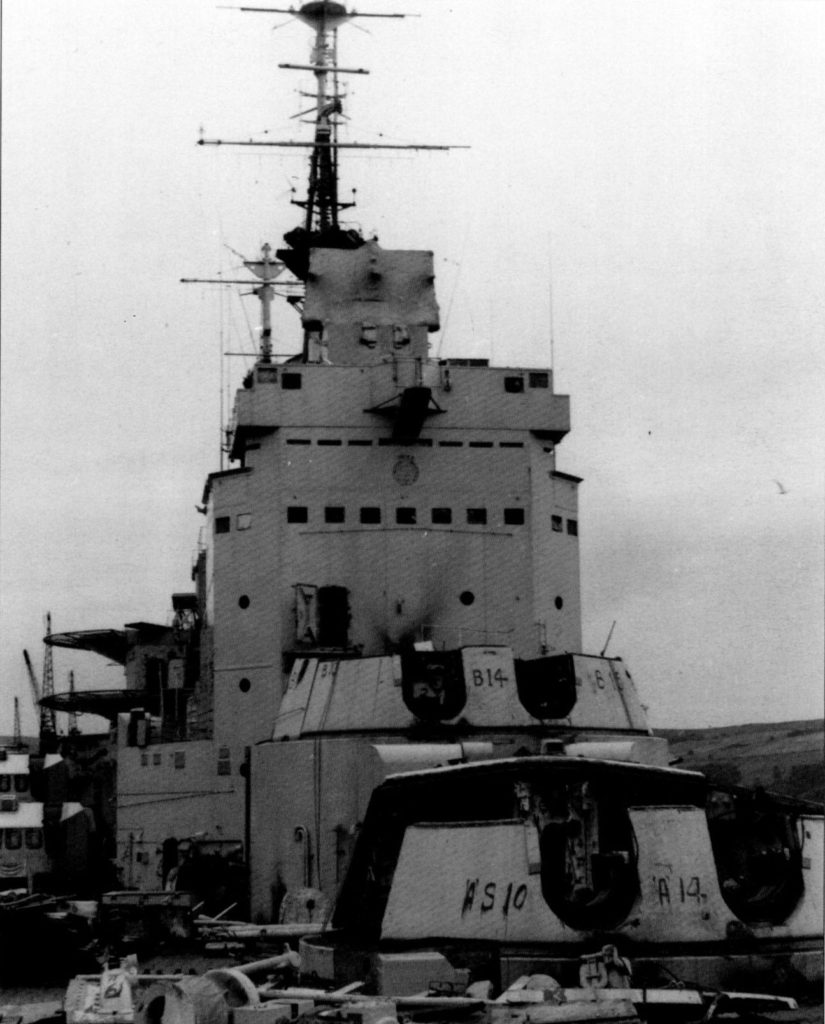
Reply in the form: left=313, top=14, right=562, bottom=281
left=40, top=612, right=58, bottom=738
left=13, top=697, right=22, bottom=749
left=289, top=4, right=354, bottom=233
left=67, top=670, right=79, bottom=735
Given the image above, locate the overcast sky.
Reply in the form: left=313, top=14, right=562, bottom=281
left=1, top=0, right=823, bottom=735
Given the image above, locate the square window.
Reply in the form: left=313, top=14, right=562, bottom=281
left=504, top=508, right=525, bottom=525
left=551, top=515, right=563, bottom=532
left=567, top=519, right=578, bottom=536
left=529, top=372, right=549, bottom=388
left=504, top=376, right=525, bottom=393
left=237, top=513, right=252, bottom=531
left=281, top=373, right=302, bottom=390
left=215, top=516, right=230, bottom=534
left=467, top=508, right=487, bottom=525
left=325, top=506, right=345, bottom=523
left=431, top=507, right=452, bottom=524
left=140, top=753, right=149, bottom=767
left=360, top=507, right=381, bottom=524
left=287, top=506, right=308, bottom=523
left=153, top=752, right=161, bottom=765
left=174, top=751, right=186, bottom=770
left=396, top=507, right=416, bottom=525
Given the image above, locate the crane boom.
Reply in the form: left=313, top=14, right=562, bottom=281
left=23, top=649, right=41, bottom=704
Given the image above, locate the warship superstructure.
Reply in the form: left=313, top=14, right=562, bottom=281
left=45, top=1, right=822, bottom=989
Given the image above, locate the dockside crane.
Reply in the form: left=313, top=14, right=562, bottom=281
left=41, top=612, right=57, bottom=736
left=23, top=642, right=57, bottom=750
left=67, top=670, right=79, bottom=735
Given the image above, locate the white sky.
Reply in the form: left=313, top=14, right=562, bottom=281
left=1, top=0, right=823, bottom=735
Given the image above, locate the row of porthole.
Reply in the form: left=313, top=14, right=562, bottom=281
left=285, top=438, right=526, bottom=448
left=234, top=591, right=475, bottom=611
left=276, top=373, right=549, bottom=392
left=216, top=509, right=579, bottom=532
left=286, top=506, right=530, bottom=526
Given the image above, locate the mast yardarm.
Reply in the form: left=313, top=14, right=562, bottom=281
left=200, top=3, right=463, bottom=280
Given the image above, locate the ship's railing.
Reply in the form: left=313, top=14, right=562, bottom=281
left=418, top=624, right=515, bottom=648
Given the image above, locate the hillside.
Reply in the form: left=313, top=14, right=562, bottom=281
left=661, top=719, right=823, bottom=803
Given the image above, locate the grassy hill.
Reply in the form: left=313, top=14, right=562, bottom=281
left=660, top=719, right=823, bottom=804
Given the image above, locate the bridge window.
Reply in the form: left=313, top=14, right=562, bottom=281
left=467, top=508, right=487, bottom=524
left=287, top=506, right=308, bottom=523
left=567, top=519, right=578, bottom=536
left=504, top=508, right=525, bottom=525
left=13, top=776, right=28, bottom=794
left=281, top=373, right=302, bottom=390
left=529, top=372, right=549, bottom=388
left=325, top=506, right=345, bottom=524
left=360, top=507, right=381, bottom=524
left=5, top=829, right=21, bottom=851
left=431, top=508, right=452, bottom=524
left=396, top=507, right=417, bottom=525
left=215, top=516, right=230, bottom=534
left=552, top=515, right=563, bottom=532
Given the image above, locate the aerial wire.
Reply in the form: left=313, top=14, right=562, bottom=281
left=548, top=230, right=556, bottom=376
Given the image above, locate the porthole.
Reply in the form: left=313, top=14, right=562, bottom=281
left=239, top=677, right=251, bottom=693
left=239, top=595, right=250, bottom=610
left=460, top=590, right=475, bottom=606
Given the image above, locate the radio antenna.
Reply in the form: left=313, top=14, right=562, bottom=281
left=600, top=620, right=617, bottom=658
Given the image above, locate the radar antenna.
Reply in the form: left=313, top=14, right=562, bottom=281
left=201, top=3, right=466, bottom=279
